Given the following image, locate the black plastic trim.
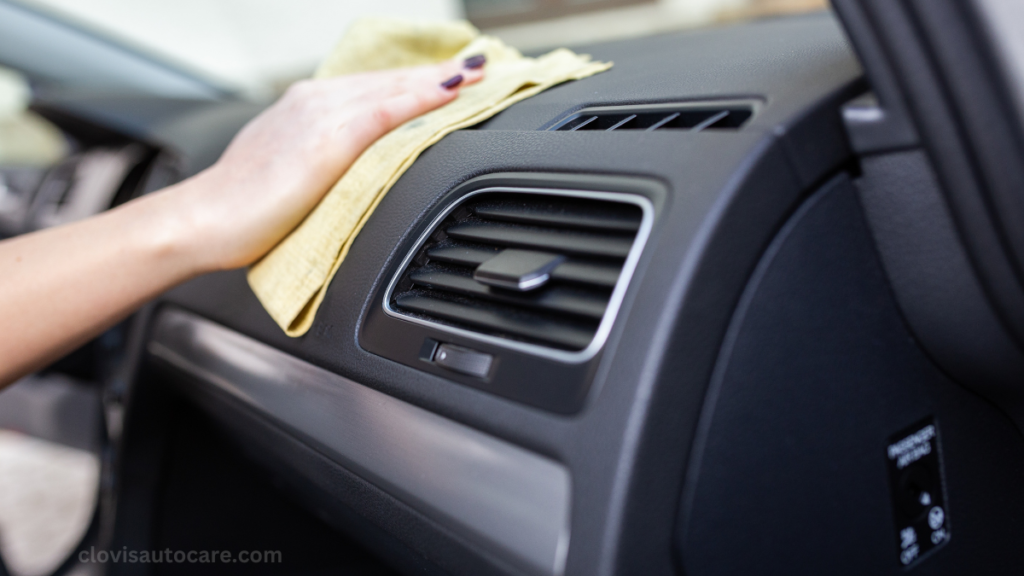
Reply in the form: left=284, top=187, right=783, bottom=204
left=361, top=173, right=667, bottom=414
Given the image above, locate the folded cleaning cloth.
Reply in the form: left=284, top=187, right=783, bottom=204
left=247, top=17, right=612, bottom=336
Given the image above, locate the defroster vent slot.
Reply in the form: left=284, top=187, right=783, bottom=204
left=384, top=188, right=653, bottom=356
left=549, top=100, right=755, bottom=132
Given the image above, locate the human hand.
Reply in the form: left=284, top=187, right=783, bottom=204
left=0, top=57, right=486, bottom=385
left=155, top=57, right=485, bottom=272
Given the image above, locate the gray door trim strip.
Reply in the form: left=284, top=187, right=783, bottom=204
left=148, top=308, right=571, bottom=576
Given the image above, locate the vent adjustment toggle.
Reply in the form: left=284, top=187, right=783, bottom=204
left=473, top=249, right=565, bottom=291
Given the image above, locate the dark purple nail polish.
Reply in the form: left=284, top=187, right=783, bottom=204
left=463, top=54, right=486, bottom=69
left=440, top=74, right=463, bottom=89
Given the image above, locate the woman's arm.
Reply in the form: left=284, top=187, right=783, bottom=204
left=0, top=60, right=482, bottom=386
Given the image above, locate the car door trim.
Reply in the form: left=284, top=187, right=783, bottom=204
left=148, top=308, right=571, bottom=576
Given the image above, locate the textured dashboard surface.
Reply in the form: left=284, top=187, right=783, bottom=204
left=480, top=13, right=858, bottom=133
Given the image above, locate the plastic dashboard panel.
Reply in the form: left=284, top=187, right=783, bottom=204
left=110, top=12, right=868, bottom=576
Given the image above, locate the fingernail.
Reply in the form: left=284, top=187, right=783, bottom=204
left=440, top=74, right=463, bottom=90
left=463, top=54, right=486, bottom=69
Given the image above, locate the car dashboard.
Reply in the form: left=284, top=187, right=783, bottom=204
left=11, top=9, right=1024, bottom=576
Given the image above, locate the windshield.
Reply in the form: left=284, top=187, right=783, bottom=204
left=5, top=0, right=827, bottom=98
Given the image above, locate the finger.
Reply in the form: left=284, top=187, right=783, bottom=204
left=373, top=58, right=489, bottom=128
left=401, top=60, right=484, bottom=93
left=366, top=57, right=486, bottom=94
left=345, top=60, right=459, bottom=90
left=459, top=67, right=484, bottom=86
left=342, top=83, right=457, bottom=150
left=440, top=55, right=486, bottom=86
left=385, top=65, right=484, bottom=101
left=312, top=56, right=486, bottom=108
left=380, top=83, right=459, bottom=128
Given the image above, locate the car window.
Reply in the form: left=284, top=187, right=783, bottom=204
left=8, top=0, right=826, bottom=98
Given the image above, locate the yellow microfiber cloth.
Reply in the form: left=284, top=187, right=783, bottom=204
left=247, top=17, right=612, bottom=336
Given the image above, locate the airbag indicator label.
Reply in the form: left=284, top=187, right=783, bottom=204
left=886, top=417, right=949, bottom=567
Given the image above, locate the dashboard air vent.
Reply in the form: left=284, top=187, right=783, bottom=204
left=550, top=101, right=754, bottom=132
left=385, top=190, right=652, bottom=354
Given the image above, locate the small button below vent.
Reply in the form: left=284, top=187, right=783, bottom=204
left=433, top=343, right=494, bottom=377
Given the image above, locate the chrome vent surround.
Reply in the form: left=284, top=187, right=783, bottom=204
left=549, top=101, right=755, bottom=132
left=384, top=188, right=653, bottom=360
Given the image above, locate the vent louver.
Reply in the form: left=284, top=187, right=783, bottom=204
left=550, top=101, right=754, bottom=132
left=386, top=190, right=651, bottom=354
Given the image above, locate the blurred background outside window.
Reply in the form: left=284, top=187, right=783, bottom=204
left=10, top=0, right=826, bottom=98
